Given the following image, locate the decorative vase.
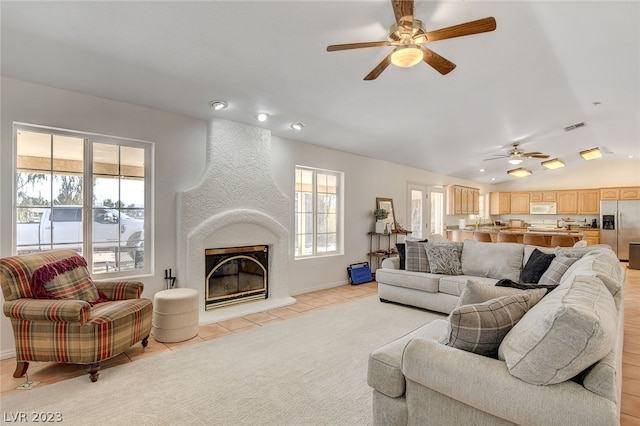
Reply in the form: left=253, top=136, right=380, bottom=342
left=375, top=220, right=385, bottom=233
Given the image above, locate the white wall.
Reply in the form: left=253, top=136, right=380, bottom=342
left=0, top=77, right=500, bottom=357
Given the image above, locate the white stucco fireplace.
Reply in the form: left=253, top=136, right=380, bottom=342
left=176, top=118, right=295, bottom=325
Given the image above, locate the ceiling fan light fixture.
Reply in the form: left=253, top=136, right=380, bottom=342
left=580, top=147, right=602, bottom=160
left=508, top=158, right=523, bottom=165
left=391, top=46, right=423, bottom=68
left=507, top=167, right=532, bottom=177
left=541, top=158, right=565, bottom=169
left=291, top=122, right=305, bottom=131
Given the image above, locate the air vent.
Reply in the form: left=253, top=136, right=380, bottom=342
left=563, top=122, right=586, bottom=132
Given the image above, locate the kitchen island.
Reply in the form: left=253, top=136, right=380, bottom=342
left=445, top=227, right=587, bottom=247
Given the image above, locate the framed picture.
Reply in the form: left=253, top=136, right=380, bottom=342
left=376, top=197, right=396, bottom=231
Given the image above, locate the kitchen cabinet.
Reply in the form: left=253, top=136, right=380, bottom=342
left=490, top=192, right=511, bottom=215
left=577, top=190, right=600, bottom=214
left=557, top=190, right=578, bottom=215
left=599, top=186, right=640, bottom=200
left=446, top=185, right=479, bottom=215
left=581, top=229, right=600, bottom=246
left=510, top=192, right=530, bottom=214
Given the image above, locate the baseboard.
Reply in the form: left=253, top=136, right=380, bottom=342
left=1, top=348, right=16, bottom=360
left=290, top=279, right=351, bottom=296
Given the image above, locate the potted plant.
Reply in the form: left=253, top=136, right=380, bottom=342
left=374, top=208, right=388, bottom=233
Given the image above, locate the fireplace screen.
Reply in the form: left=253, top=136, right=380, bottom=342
left=205, top=245, right=268, bottom=310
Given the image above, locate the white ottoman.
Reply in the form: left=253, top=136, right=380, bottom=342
left=152, top=288, right=199, bottom=343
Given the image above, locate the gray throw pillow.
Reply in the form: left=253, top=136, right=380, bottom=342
left=458, top=280, right=546, bottom=309
left=405, top=240, right=429, bottom=272
left=442, top=293, right=532, bottom=358
left=424, top=244, right=463, bottom=275
left=538, top=255, right=577, bottom=286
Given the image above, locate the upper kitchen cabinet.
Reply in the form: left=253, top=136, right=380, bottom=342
left=490, top=192, right=511, bottom=215
left=446, top=185, right=480, bottom=215
left=510, top=192, right=530, bottom=215
left=557, top=190, right=578, bottom=215
left=530, top=191, right=557, bottom=202
left=578, top=190, right=600, bottom=214
left=600, top=186, right=640, bottom=200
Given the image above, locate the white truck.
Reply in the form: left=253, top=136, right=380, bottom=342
left=16, top=206, right=144, bottom=262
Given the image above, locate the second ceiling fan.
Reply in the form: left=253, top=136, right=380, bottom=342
left=485, top=142, right=551, bottom=165
left=326, top=0, right=496, bottom=80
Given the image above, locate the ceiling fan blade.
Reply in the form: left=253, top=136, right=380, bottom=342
left=527, top=154, right=550, bottom=159
left=327, top=41, right=395, bottom=52
left=521, top=151, right=543, bottom=155
left=392, top=0, right=414, bottom=27
left=424, top=17, right=496, bottom=43
left=483, top=156, right=508, bottom=161
left=364, top=54, right=392, bottom=80
left=420, top=46, right=456, bottom=75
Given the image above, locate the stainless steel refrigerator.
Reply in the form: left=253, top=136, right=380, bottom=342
left=601, top=200, right=640, bottom=260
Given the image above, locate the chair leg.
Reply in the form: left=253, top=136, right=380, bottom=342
left=142, top=336, right=149, bottom=348
left=13, top=361, right=29, bottom=378
left=88, top=363, right=100, bottom=382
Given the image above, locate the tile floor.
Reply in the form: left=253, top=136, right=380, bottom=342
left=1, top=267, right=639, bottom=425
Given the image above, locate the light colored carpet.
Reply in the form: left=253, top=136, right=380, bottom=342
left=1, top=295, right=443, bottom=426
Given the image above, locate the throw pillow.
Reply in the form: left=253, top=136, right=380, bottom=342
left=424, top=244, right=463, bottom=275
left=395, top=243, right=406, bottom=270
left=537, top=255, right=578, bottom=286
left=498, top=275, right=617, bottom=385
left=458, top=280, right=546, bottom=309
left=405, top=240, right=429, bottom=272
left=442, top=293, right=532, bottom=358
left=31, top=255, right=107, bottom=305
left=520, top=248, right=555, bottom=283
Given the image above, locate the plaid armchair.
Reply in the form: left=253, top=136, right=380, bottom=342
left=1, top=250, right=152, bottom=382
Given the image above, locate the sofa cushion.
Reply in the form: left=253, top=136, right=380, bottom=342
left=441, top=293, right=533, bottom=358
left=520, top=248, right=555, bottom=283
left=424, top=244, right=462, bottom=275
left=559, top=250, right=624, bottom=299
left=374, top=269, right=441, bottom=293
left=461, top=240, right=523, bottom=282
left=498, top=275, right=617, bottom=385
left=31, top=255, right=105, bottom=304
left=457, top=280, right=546, bottom=308
left=368, top=319, right=448, bottom=398
left=537, top=255, right=578, bottom=286
left=438, top=275, right=497, bottom=297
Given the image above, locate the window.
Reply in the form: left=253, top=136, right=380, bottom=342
left=294, top=166, right=342, bottom=258
left=14, top=124, right=152, bottom=277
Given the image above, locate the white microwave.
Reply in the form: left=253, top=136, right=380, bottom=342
left=530, top=202, right=557, bottom=215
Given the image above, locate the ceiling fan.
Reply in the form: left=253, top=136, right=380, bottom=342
left=326, top=0, right=496, bottom=80
left=484, top=142, right=550, bottom=165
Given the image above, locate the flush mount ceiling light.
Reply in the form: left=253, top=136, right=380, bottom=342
left=541, top=158, right=566, bottom=169
left=390, top=46, right=423, bottom=68
left=290, top=122, right=305, bottom=131
left=209, top=100, right=228, bottom=111
left=507, top=167, right=532, bottom=177
left=255, top=113, right=269, bottom=122
left=508, top=158, right=523, bottom=165
left=580, top=147, right=602, bottom=160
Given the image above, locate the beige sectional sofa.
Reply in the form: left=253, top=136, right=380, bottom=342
left=369, top=240, right=625, bottom=425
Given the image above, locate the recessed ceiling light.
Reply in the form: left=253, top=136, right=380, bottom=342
left=291, top=122, right=305, bottom=131
left=541, top=158, right=566, bottom=169
left=507, top=167, right=532, bottom=177
left=479, top=168, right=486, bottom=173
left=580, top=147, right=602, bottom=160
left=255, top=113, right=269, bottom=122
left=490, top=177, right=496, bottom=181
left=209, top=100, right=228, bottom=111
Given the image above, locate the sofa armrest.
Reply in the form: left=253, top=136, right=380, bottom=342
left=381, top=257, right=400, bottom=269
left=402, top=337, right=619, bottom=426
left=95, top=281, right=144, bottom=300
left=3, top=299, right=90, bottom=323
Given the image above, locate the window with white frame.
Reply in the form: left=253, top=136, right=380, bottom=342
left=294, top=166, right=342, bottom=258
left=14, top=124, right=152, bottom=277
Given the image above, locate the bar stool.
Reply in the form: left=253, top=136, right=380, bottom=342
left=550, top=235, right=580, bottom=247
left=523, top=234, right=547, bottom=247
left=497, top=233, right=518, bottom=243
left=473, top=232, right=493, bottom=243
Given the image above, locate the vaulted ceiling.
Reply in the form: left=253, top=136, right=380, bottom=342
left=1, top=1, right=638, bottom=184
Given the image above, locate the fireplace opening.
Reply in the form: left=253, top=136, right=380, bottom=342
left=205, top=245, right=268, bottom=310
